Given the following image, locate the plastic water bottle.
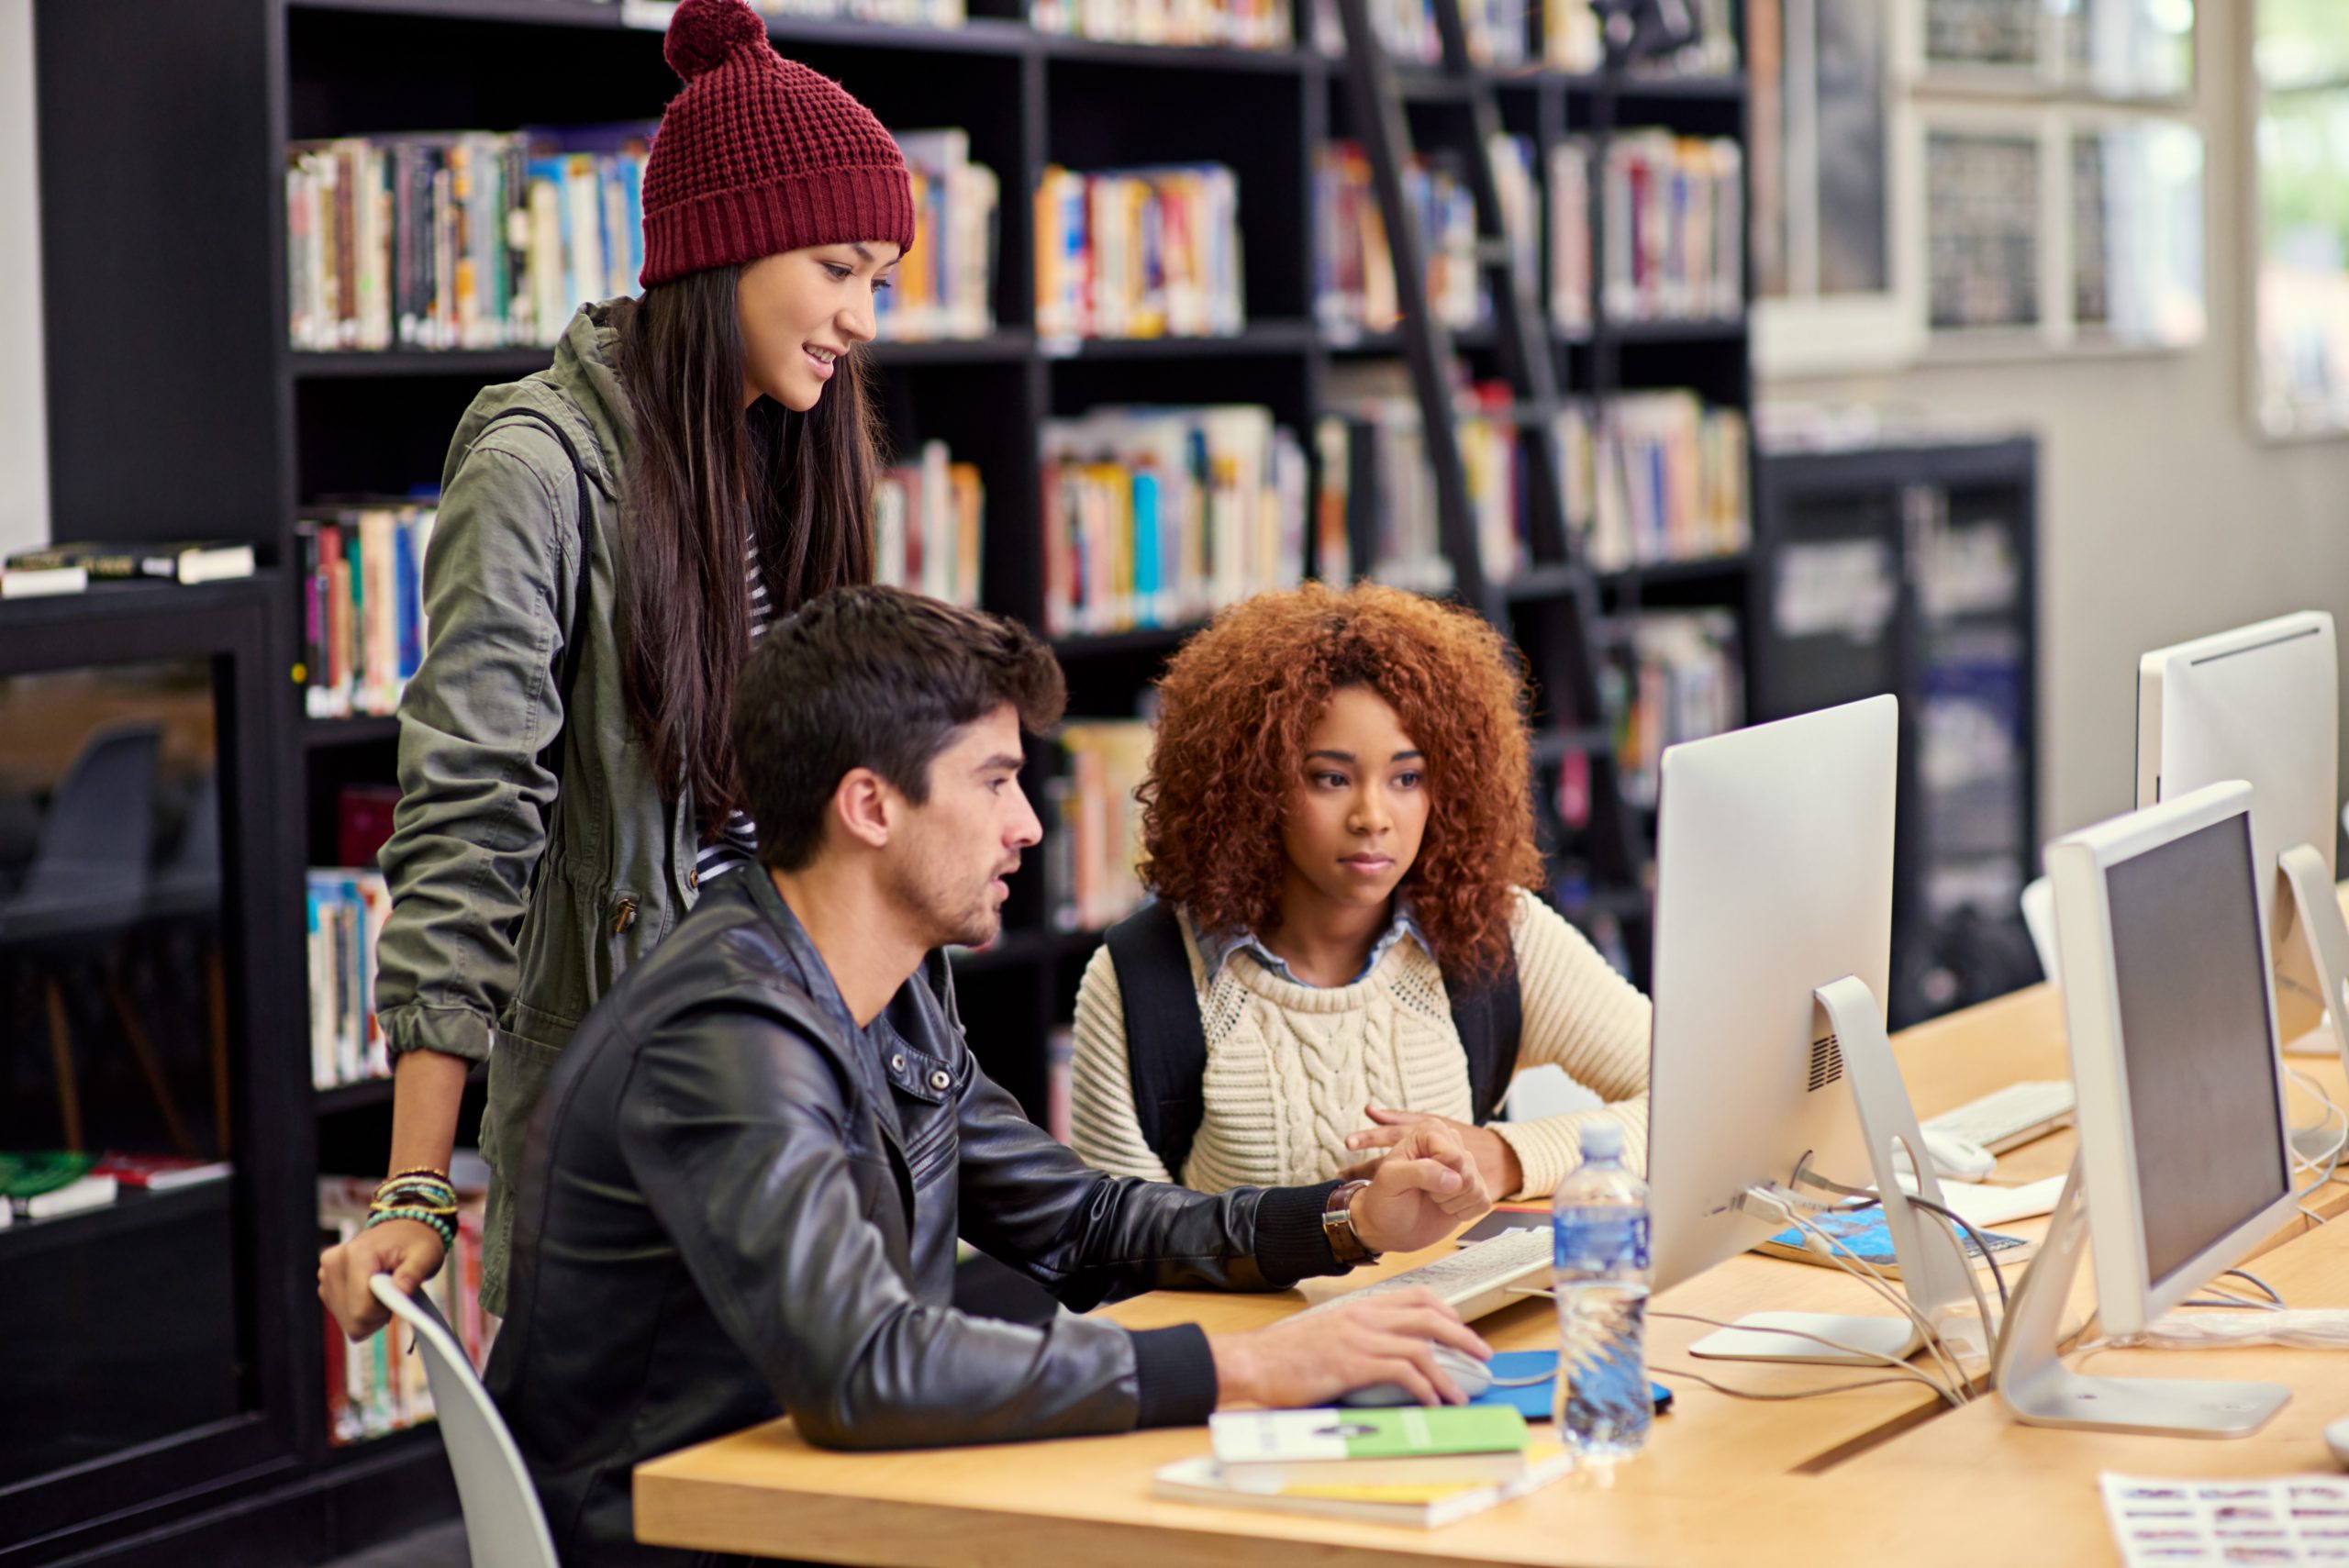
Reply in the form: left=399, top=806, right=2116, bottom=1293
left=1551, top=1120, right=1651, bottom=1460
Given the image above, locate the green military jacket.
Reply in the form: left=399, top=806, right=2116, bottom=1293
left=373, top=300, right=704, bottom=1314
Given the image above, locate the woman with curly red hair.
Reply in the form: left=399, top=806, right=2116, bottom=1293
left=1069, top=582, right=1650, bottom=1202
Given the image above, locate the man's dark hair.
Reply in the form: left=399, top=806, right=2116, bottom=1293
left=732, top=585, right=1068, bottom=870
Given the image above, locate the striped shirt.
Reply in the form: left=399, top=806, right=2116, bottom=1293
left=693, top=537, right=770, bottom=884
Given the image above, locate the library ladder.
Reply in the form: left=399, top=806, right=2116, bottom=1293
left=1330, top=0, right=1652, bottom=958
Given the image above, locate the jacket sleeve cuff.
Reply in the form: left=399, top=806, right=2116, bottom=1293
left=1130, top=1323, right=1219, bottom=1428
left=1252, top=1180, right=1345, bottom=1285
left=379, top=1003, right=495, bottom=1064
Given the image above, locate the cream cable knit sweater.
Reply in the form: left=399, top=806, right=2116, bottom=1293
left=1069, top=890, right=1650, bottom=1199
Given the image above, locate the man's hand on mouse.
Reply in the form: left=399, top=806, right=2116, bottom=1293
left=1208, top=1288, right=1493, bottom=1409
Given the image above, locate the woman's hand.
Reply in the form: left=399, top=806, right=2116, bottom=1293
left=318, top=1218, right=447, bottom=1340
left=1343, top=1105, right=1524, bottom=1200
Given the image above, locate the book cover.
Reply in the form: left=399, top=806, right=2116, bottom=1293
left=1210, top=1406, right=1530, bottom=1486
left=1755, top=1205, right=2034, bottom=1276
left=1152, top=1446, right=1571, bottom=1529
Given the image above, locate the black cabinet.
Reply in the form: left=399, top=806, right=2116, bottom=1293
left=1752, top=438, right=2041, bottom=1029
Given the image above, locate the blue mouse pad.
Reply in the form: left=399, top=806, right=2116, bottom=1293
left=1466, top=1351, right=1672, bottom=1420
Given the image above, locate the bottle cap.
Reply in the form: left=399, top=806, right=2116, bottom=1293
left=1578, top=1121, right=1624, bottom=1161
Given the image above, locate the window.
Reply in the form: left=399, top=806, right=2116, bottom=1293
left=2254, top=0, right=2349, bottom=437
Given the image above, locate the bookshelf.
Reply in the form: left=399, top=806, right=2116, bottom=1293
left=29, top=0, right=1758, bottom=1558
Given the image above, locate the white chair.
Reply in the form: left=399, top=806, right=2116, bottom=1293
left=370, top=1274, right=560, bottom=1568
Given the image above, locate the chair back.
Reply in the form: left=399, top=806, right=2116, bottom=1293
left=369, top=1274, right=560, bottom=1568
left=18, top=724, right=161, bottom=917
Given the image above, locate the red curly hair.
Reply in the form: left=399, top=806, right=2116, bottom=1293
left=1138, top=582, right=1543, bottom=984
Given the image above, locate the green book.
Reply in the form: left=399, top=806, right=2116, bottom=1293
left=0, top=1151, right=97, bottom=1199
left=1209, top=1407, right=1531, bottom=1486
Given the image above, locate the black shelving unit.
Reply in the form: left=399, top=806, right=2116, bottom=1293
left=29, top=0, right=1758, bottom=1559
left=1750, top=436, right=2042, bottom=1030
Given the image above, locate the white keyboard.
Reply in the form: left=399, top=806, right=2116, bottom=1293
left=1922, top=1080, right=2076, bottom=1154
left=1300, top=1225, right=1553, bottom=1324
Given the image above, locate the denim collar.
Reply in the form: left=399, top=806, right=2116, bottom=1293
left=1196, top=897, right=1430, bottom=989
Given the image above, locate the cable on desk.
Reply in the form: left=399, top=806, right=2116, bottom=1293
left=1739, top=1185, right=1974, bottom=1400
left=1651, top=1309, right=1964, bottom=1407
left=2222, top=1267, right=2287, bottom=1307
left=1650, top=1365, right=1946, bottom=1404
left=2285, top=1062, right=2347, bottom=1200
left=1900, top=1194, right=2010, bottom=1315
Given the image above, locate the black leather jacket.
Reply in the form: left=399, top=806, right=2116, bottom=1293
left=484, top=869, right=1350, bottom=1567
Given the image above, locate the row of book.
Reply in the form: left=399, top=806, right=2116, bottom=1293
left=0, top=1151, right=231, bottom=1229
left=1607, top=609, right=1741, bottom=809
left=1557, top=391, right=1749, bottom=573
left=1315, top=379, right=1524, bottom=594
left=1043, top=720, right=1154, bottom=931
left=308, top=868, right=392, bottom=1091
left=1313, top=141, right=1536, bottom=340
left=1542, top=0, right=1739, bottom=75
left=875, top=130, right=1000, bottom=343
left=1575, top=131, right=1743, bottom=328
left=287, top=123, right=997, bottom=350
left=1308, top=0, right=1736, bottom=72
left=874, top=441, right=986, bottom=607
left=740, top=0, right=967, bottom=26
left=320, top=1175, right=495, bottom=1446
left=1030, top=0, right=1292, bottom=49
left=1034, top=164, right=1245, bottom=342
left=1310, top=0, right=1531, bottom=67
left=299, top=503, right=436, bottom=721
left=1041, top=404, right=1308, bottom=638
left=287, top=128, right=652, bottom=352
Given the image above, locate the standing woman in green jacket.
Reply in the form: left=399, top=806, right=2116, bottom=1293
left=317, top=0, right=915, bottom=1340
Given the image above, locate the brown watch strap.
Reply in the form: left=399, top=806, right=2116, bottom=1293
left=1322, top=1178, right=1377, bottom=1265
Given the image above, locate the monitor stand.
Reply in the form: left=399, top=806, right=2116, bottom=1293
left=1690, top=975, right=1987, bottom=1368
left=2278, top=843, right=2349, bottom=1159
left=1994, top=1158, right=2289, bottom=1437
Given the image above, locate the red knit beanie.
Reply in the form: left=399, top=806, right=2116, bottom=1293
left=640, top=0, right=917, bottom=287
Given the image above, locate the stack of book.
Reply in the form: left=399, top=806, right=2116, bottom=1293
left=1608, top=610, right=1742, bottom=809
left=1040, top=405, right=1308, bottom=637
left=1317, top=373, right=1525, bottom=594
left=1602, top=131, right=1742, bottom=325
left=307, top=868, right=392, bottom=1091
left=1157, top=1407, right=1569, bottom=1528
left=877, top=130, right=998, bottom=343
left=1543, top=0, right=1739, bottom=74
left=874, top=441, right=985, bottom=608
left=1034, top=164, right=1244, bottom=341
left=5, top=539, right=254, bottom=588
left=296, top=502, right=437, bottom=720
left=0, top=1151, right=121, bottom=1226
left=1554, top=391, right=1749, bottom=572
left=285, top=125, right=654, bottom=352
left=1312, top=0, right=1529, bottom=67
left=319, top=1175, right=494, bottom=1446
left=1029, top=0, right=1293, bottom=50
left=1045, top=719, right=1154, bottom=931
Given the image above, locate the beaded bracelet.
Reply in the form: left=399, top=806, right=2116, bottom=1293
left=366, top=1206, right=456, bottom=1252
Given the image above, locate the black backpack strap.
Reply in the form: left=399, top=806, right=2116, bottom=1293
left=1450, top=946, right=1522, bottom=1126
left=1103, top=901, right=1208, bottom=1177
left=473, top=407, right=596, bottom=786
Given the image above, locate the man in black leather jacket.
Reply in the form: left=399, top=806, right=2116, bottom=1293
left=484, top=587, right=1497, bottom=1567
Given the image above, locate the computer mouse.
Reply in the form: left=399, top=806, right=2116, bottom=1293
left=2326, top=1417, right=2349, bottom=1469
left=1917, top=1129, right=1997, bottom=1182
left=1337, top=1344, right=1494, bottom=1407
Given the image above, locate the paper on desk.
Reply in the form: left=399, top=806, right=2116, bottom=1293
left=1889, top=1173, right=2065, bottom=1229
left=2101, top=1472, right=2349, bottom=1565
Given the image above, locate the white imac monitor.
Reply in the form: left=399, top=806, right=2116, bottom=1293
left=1996, top=781, right=2297, bottom=1436
left=1648, top=695, right=1981, bottom=1363
left=2136, top=611, right=2343, bottom=1049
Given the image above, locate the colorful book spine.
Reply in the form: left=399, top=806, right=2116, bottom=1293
left=1605, top=610, right=1742, bottom=809
left=1316, top=372, right=1526, bottom=592
left=1041, top=405, right=1308, bottom=637
left=1030, top=0, right=1291, bottom=49
left=880, top=129, right=1000, bottom=342
left=306, top=868, right=394, bottom=1090
left=286, top=125, right=655, bottom=352
left=1045, top=720, right=1155, bottom=931
left=1553, top=391, right=1748, bottom=573
left=297, top=504, right=438, bottom=719
left=1310, top=0, right=1527, bottom=66
left=1033, top=164, right=1244, bottom=342
left=872, top=440, right=985, bottom=608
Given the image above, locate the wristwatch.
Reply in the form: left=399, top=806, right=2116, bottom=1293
left=1321, top=1178, right=1378, bottom=1266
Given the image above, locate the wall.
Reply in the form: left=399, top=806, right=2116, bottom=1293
left=0, top=0, right=48, bottom=556
left=1765, top=6, right=2349, bottom=845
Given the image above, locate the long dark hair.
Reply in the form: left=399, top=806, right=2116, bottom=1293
left=616, top=269, right=878, bottom=839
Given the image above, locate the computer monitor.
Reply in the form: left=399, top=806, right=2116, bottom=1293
left=1995, top=781, right=2297, bottom=1436
left=1648, top=695, right=1982, bottom=1364
left=2136, top=611, right=2343, bottom=1050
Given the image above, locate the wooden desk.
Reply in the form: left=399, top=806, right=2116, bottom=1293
left=634, top=976, right=2349, bottom=1566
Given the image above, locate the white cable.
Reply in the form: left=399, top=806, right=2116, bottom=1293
left=1740, top=1184, right=1973, bottom=1399
left=1915, top=1203, right=1999, bottom=1347
left=1651, top=1365, right=1947, bottom=1405
left=1652, top=1309, right=1963, bottom=1406
left=2284, top=1062, right=2348, bottom=1198
left=2084, top=1307, right=2349, bottom=1353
